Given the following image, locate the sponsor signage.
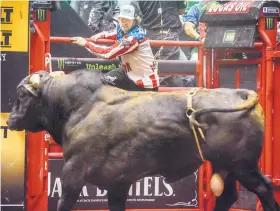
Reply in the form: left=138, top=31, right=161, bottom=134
left=1, top=2, right=29, bottom=210
left=48, top=159, right=199, bottom=210
left=206, top=1, right=253, bottom=14
left=1, top=2, right=29, bottom=52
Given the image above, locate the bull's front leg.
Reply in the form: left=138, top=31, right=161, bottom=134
left=56, top=157, right=86, bottom=211
left=107, top=183, right=131, bottom=211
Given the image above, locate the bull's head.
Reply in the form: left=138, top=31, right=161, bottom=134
left=6, top=71, right=65, bottom=132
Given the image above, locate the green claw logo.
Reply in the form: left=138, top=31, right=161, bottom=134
left=36, top=9, right=46, bottom=21
left=265, top=18, right=274, bottom=30
left=57, top=58, right=65, bottom=70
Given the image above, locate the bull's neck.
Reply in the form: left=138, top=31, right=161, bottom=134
left=40, top=78, right=72, bottom=145
left=39, top=75, right=102, bottom=145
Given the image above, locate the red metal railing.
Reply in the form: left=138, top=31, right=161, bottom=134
left=28, top=9, right=51, bottom=211
left=50, top=36, right=204, bottom=88
left=50, top=36, right=204, bottom=47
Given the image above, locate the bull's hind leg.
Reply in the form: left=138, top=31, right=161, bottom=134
left=107, top=182, right=131, bottom=211
left=235, top=168, right=279, bottom=211
left=213, top=173, right=238, bottom=211
left=57, top=161, right=85, bottom=211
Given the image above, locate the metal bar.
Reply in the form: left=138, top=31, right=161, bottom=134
left=50, top=36, right=204, bottom=47
left=205, top=162, right=214, bottom=211
left=28, top=10, right=50, bottom=211
left=197, top=47, right=204, bottom=87
left=32, top=23, right=46, bottom=71
left=50, top=36, right=264, bottom=49
left=204, top=49, right=215, bottom=211
left=216, top=49, right=263, bottom=54
left=235, top=69, right=241, bottom=88
left=273, top=60, right=280, bottom=201
left=260, top=43, right=267, bottom=177
left=49, top=152, right=63, bottom=159
left=215, top=59, right=262, bottom=65
left=73, top=209, right=202, bottom=211
left=213, top=50, right=219, bottom=88
left=229, top=209, right=253, bottom=211
left=51, top=57, right=198, bottom=75
left=158, top=60, right=197, bottom=74
left=253, top=42, right=265, bottom=48
left=257, top=63, right=265, bottom=174
left=198, top=165, right=204, bottom=211
left=259, top=18, right=273, bottom=181
left=71, top=209, right=252, bottom=211
left=205, top=49, right=212, bottom=89
left=158, top=87, right=193, bottom=92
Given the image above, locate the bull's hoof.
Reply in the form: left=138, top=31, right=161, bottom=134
left=29, top=74, right=40, bottom=88
left=210, top=173, right=224, bottom=197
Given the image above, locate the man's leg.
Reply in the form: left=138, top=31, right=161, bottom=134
left=101, top=68, right=157, bottom=92
left=101, top=68, right=131, bottom=90
left=190, top=48, right=198, bottom=61
left=128, top=82, right=158, bottom=92
left=151, top=31, right=184, bottom=87
left=179, top=49, right=188, bottom=60
left=157, top=31, right=180, bottom=60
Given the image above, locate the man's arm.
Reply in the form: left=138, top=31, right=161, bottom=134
left=103, top=30, right=118, bottom=40
left=184, top=22, right=200, bottom=40
left=183, top=5, right=200, bottom=40
left=85, top=36, right=140, bottom=59
left=87, top=1, right=104, bottom=33
left=92, top=24, right=121, bottom=40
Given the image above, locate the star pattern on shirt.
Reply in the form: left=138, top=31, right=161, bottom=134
left=117, top=25, right=146, bottom=42
left=150, top=61, right=157, bottom=72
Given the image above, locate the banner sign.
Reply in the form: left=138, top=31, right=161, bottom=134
left=1, top=1, right=29, bottom=211
left=1, top=1, right=29, bottom=52
left=206, top=1, right=254, bottom=15
left=1, top=114, right=26, bottom=211
left=48, top=159, right=199, bottom=210
left=53, top=57, right=121, bottom=73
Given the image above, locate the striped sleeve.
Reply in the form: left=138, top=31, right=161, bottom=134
left=104, top=30, right=118, bottom=40
left=84, top=36, right=139, bottom=59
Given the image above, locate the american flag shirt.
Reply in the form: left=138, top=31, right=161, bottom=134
left=84, top=25, right=159, bottom=88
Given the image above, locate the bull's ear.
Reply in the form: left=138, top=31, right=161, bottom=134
left=23, top=84, right=39, bottom=97
left=29, top=74, right=40, bottom=88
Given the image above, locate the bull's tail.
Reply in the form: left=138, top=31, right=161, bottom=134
left=190, top=90, right=260, bottom=128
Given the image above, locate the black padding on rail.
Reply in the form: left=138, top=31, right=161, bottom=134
left=51, top=57, right=197, bottom=75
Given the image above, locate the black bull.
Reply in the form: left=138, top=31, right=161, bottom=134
left=6, top=70, right=279, bottom=211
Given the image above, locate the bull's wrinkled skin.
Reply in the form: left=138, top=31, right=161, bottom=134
left=7, top=70, right=279, bottom=211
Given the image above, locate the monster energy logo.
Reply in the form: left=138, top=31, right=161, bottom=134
left=265, top=18, right=275, bottom=30
left=57, top=58, right=65, bottom=70
left=36, top=9, right=47, bottom=21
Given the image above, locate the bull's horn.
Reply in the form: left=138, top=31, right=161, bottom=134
left=29, top=74, right=40, bottom=88
left=50, top=71, right=65, bottom=78
left=210, top=173, right=224, bottom=197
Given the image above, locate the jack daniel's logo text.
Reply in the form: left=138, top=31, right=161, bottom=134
left=48, top=159, right=198, bottom=210
left=48, top=172, right=174, bottom=198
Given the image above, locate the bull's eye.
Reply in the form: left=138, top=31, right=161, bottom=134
left=17, top=87, right=25, bottom=98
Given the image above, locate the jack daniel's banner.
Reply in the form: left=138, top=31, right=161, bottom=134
left=48, top=159, right=199, bottom=210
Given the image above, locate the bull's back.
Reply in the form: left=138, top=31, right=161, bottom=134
left=65, top=87, right=265, bottom=185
